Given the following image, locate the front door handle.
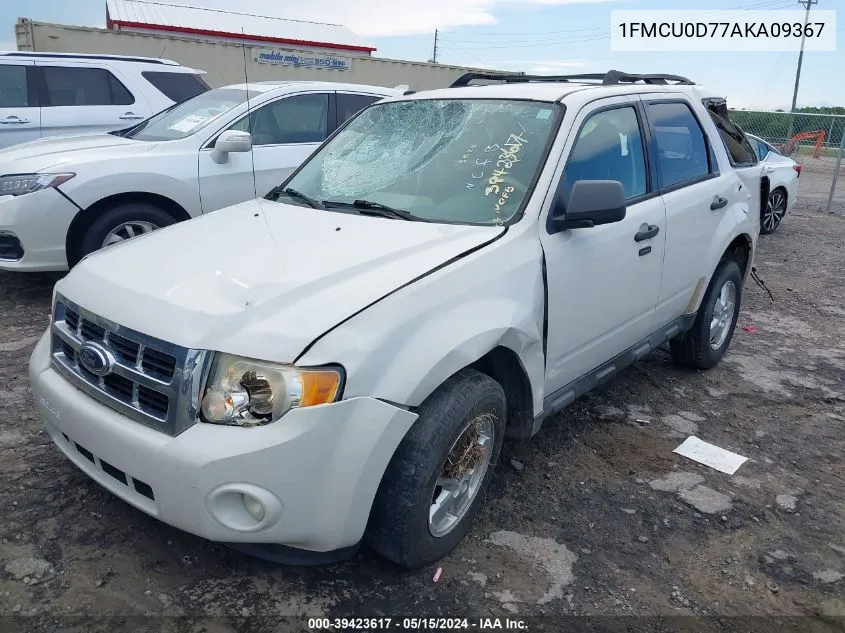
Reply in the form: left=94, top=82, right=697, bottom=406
left=711, top=196, right=728, bottom=211
left=634, top=224, right=659, bottom=242
left=119, top=112, right=145, bottom=120
left=0, top=116, right=30, bottom=124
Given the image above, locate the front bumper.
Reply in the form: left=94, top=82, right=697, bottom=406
left=29, top=332, right=417, bottom=557
left=0, top=188, right=79, bottom=272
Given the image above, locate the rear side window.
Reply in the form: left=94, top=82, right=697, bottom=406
left=142, top=71, right=211, bottom=103
left=0, top=65, right=30, bottom=107
left=708, top=111, right=757, bottom=166
left=41, top=66, right=135, bottom=107
left=754, top=138, right=770, bottom=160
left=337, top=93, right=381, bottom=125
left=647, top=102, right=711, bottom=189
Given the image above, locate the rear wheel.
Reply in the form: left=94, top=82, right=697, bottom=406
left=760, top=187, right=787, bottom=235
left=670, top=259, right=742, bottom=370
left=366, top=368, right=506, bottom=569
left=73, top=203, right=176, bottom=266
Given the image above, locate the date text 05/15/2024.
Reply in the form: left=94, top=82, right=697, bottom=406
left=307, top=617, right=529, bottom=630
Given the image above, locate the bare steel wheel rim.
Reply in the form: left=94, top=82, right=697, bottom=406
left=428, top=412, right=496, bottom=538
left=709, top=279, right=737, bottom=350
left=102, top=221, right=160, bottom=248
left=763, top=191, right=786, bottom=232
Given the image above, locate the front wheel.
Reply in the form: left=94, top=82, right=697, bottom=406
left=73, top=203, right=177, bottom=266
left=670, top=259, right=743, bottom=370
left=366, top=368, right=506, bottom=569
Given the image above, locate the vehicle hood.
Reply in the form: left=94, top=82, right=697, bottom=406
left=0, top=133, right=157, bottom=173
left=57, top=199, right=504, bottom=362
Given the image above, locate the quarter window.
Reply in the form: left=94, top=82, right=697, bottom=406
left=562, top=106, right=648, bottom=203
left=41, top=66, right=134, bottom=106
left=230, top=93, right=329, bottom=146
left=141, top=71, right=210, bottom=103
left=647, top=102, right=711, bottom=189
left=707, top=110, right=757, bottom=166
left=0, top=65, right=30, bottom=107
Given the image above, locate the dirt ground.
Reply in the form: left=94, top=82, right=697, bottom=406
left=0, top=200, right=843, bottom=633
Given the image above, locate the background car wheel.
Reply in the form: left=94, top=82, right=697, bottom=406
left=366, top=368, right=506, bottom=569
left=760, top=188, right=787, bottom=235
left=75, top=203, right=176, bottom=265
left=670, top=259, right=743, bottom=370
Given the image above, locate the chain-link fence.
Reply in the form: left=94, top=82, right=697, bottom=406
left=728, top=109, right=845, bottom=215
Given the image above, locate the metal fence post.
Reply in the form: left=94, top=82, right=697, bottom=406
left=827, top=128, right=845, bottom=215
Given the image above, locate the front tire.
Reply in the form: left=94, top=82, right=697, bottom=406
left=73, top=203, right=176, bottom=266
left=670, top=259, right=743, bottom=370
left=366, top=368, right=506, bottom=569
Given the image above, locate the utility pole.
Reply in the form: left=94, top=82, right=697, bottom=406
left=790, top=0, right=818, bottom=112
left=430, top=29, right=439, bottom=64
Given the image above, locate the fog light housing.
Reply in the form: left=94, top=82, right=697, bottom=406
left=242, top=494, right=265, bottom=523
left=206, top=484, right=282, bottom=533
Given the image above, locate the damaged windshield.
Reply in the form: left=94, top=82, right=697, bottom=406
left=274, top=98, right=561, bottom=225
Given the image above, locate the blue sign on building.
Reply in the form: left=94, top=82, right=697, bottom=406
left=255, top=50, right=351, bottom=71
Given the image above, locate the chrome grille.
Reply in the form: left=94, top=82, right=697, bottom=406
left=50, top=295, right=211, bottom=437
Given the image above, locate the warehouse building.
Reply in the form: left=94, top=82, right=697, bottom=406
left=15, top=0, right=501, bottom=90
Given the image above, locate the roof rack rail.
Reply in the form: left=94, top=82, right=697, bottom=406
left=450, top=69, right=695, bottom=88
left=0, top=51, right=177, bottom=65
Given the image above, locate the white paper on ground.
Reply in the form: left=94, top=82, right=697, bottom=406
left=673, top=436, right=748, bottom=475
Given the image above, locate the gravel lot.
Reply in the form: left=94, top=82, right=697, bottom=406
left=0, top=199, right=843, bottom=633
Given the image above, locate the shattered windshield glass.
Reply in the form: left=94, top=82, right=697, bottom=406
left=278, top=99, right=560, bottom=225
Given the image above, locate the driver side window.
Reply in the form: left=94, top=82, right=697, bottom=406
left=228, top=93, right=329, bottom=146
left=561, top=106, right=647, bottom=205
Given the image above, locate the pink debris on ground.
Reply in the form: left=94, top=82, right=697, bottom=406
left=742, top=325, right=758, bottom=333
left=432, top=567, right=442, bottom=583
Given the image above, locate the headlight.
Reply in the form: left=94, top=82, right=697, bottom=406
left=200, top=353, right=343, bottom=427
left=0, top=173, right=75, bottom=197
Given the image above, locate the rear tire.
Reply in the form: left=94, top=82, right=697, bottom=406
left=760, top=187, right=787, bottom=235
left=366, top=368, right=506, bottom=569
left=73, top=203, right=176, bottom=266
left=670, top=259, right=742, bottom=370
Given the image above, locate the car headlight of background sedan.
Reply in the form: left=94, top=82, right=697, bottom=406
left=200, top=353, right=343, bottom=427
left=0, top=173, right=75, bottom=197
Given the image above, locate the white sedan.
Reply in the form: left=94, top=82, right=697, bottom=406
left=0, top=81, right=402, bottom=271
left=747, top=133, right=800, bottom=235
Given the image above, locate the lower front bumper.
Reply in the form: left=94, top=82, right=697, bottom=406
left=0, top=188, right=79, bottom=272
left=29, top=332, right=418, bottom=556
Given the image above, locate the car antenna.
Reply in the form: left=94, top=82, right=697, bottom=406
left=241, top=27, right=258, bottom=199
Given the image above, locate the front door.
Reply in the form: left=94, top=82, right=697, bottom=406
left=0, top=61, right=40, bottom=149
left=198, top=92, right=330, bottom=212
left=541, top=96, right=667, bottom=393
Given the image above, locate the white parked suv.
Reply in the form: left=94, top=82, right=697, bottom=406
left=0, top=52, right=210, bottom=149
left=30, top=71, right=764, bottom=569
left=0, top=80, right=402, bottom=270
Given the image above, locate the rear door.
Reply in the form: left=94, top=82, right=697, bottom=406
left=703, top=98, right=764, bottom=226
left=35, top=62, right=154, bottom=138
left=0, top=61, right=40, bottom=149
left=641, top=96, right=743, bottom=329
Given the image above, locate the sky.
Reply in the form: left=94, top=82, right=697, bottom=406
left=1, top=0, right=843, bottom=109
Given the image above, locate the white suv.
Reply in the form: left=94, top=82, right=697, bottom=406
left=0, top=80, right=401, bottom=270
left=30, top=71, right=764, bottom=569
left=0, top=52, right=209, bottom=149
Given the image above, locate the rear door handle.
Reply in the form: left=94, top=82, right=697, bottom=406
left=0, top=116, right=30, bottom=124
left=764, top=165, right=776, bottom=173
left=119, top=112, right=145, bottom=120
left=634, top=224, right=659, bottom=242
left=710, top=196, right=728, bottom=211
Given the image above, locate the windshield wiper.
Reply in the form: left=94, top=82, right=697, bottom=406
left=324, top=199, right=428, bottom=222
left=266, top=186, right=326, bottom=210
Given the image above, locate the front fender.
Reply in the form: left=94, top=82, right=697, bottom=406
left=63, top=168, right=201, bottom=215
left=297, top=232, right=546, bottom=416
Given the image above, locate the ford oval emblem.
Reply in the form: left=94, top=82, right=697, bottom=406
left=78, top=342, right=114, bottom=377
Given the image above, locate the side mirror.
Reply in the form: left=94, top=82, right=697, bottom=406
left=551, top=180, right=627, bottom=231
left=211, top=130, right=252, bottom=164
